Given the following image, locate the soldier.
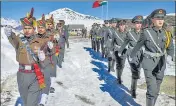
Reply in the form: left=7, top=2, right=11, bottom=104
left=45, top=15, right=58, bottom=93
left=99, top=21, right=109, bottom=58
left=129, top=9, right=174, bottom=106
left=89, top=24, right=94, bottom=49
left=82, top=27, right=87, bottom=38
left=104, top=18, right=115, bottom=73
left=4, top=8, right=47, bottom=106
left=56, top=20, right=69, bottom=68
left=89, top=23, right=97, bottom=51
left=118, top=15, right=144, bottom=98
left=112, top=19, right=128, bottom=84
left=36, top=14, right=55, bottom=106
left=95, top=24, right=102, bottom=52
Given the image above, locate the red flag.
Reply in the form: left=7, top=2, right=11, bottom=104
left=92, top=1, right=100, bottom=8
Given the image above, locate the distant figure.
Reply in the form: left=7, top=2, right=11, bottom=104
left=82, top=27, right=87, bottom=38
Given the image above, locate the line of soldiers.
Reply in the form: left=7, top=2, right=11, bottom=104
left=4, top=8, right=69, bottom=106
left=90, top=9, right=174, bottom=106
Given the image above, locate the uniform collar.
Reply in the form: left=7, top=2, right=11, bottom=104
left=25, top=34, right=35, bottom=42
left=134, top=29, right=141, bottom=35
left=119, top=30, right=126, bottom=34
left=152, top=26, right=163, bottom=33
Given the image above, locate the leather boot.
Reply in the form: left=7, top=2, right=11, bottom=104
left=131, top=78, right=137, bottom=98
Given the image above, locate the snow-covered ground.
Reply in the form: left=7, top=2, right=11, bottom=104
left=1, top=34, right=175, bottom=106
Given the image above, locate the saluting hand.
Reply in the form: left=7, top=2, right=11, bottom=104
left=4, top=27, right=12, bottom=37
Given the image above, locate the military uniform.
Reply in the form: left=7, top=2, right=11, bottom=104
left=4, top=8, right=46, bottom=106
left=129, top=9, right=174, bottom=106
left=95, top=24, right=102, bottom=52
left=89, top=25, right=94, bottom=49
left=90, top=23, right=97, bottom=51
left=36, top=14, right=57, bottom=105
left=118, top=15, right=143, bottom=98
left=46, top=15, right=58, bottom=93
left=99, top=20, right=109, bottom=58
left=56, top=20, right=69, bottom=68
left=112, top=19, right=127, bottom=84
left=104, top=19, right=115, bottom=73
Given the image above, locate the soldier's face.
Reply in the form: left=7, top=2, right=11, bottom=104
left=38, top=26, right=46, bottom=34
left=112, top=23, right=117, bottom=27
left=119, top=24, right=126, bottom=32
left=47, top=23, right=54, bottom=29
left=152, top=18, right=164, bottom=28
left=135, top=22, right=142, bottom=30
left=23, top=26, right=35, bottom=37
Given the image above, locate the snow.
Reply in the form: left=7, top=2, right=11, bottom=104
left=1, top=18, right=21, bottom=28
left=44, top=8, right=104, bottom=30
left=1, top=36, right=175, bottom=106
left=1, top=8, right=175, bottom=106
left=166, top=13, right=175, bottom=16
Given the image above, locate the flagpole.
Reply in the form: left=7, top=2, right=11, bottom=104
left=101, top=6, right=103, bottom=19
left=106, top=1, right=108, bottom=20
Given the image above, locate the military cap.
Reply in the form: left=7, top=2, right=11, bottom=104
left=109, top=19, right=112, bottom=24
left=104, top=20, right=109, bottom=24
left=46, top=14, right=54, bottom=24
left=150, top=9, right=166, bottom=19
left=20, top=8, right=37, bottom=28
left=118, top=19, right=126, bottom=25
left=59, top=20, right=65, bottom=24
left=37, top=14, right=46, bottom=27
left=132, top=15, right=143, bottom=23
left=111, top=18, right=117, bottom=23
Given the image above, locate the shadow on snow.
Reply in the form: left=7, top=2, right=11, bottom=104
left=84, top=47, right=141, bottom=106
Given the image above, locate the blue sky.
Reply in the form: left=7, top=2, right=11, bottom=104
left=1, top=1, right=175, bottom=20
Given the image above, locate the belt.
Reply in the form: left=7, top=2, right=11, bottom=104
left=19, top=69, right=35, bottom=73
left=143, top=50, right=166, bottom=57
left=19, top=64, right=34, bottom=71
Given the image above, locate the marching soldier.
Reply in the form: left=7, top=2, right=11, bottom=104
left=100, top=20, right=109, bottom=58
left=118, top=15, right=144, bottom=98
left=95, top=24, right=102, bottom=52
left=129, top=9, right=174, bottom=106
left=56, top=20, right=69, bottom=68
left=4, top=8, right=47, bottom=106
left=102, top=20, right=109, bottom=57
left=45, top=15, right=58, bottom=93
left=36, top=14, right=55, bottom=106
left=90, top=23, right=97, bottom=51
left=112, top=19, right=128, bottom=84
left=104, top=19, right=115, bottom=73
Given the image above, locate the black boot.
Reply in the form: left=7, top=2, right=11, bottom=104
left=117, top=69, right=122, bottom=84
left=131, top=78, right=137, bottom=98
left=118, top=78, right=122, bottom=84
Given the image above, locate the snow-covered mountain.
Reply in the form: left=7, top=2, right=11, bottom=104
left=1, top=17, right=21, bottom=28
left=1, top=8, right=104, bottom=31
left=44, top=8, right=103, bottom=30
left=45, top=8, right=101, bottom=21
